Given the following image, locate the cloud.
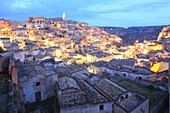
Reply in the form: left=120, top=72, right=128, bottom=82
left=12, top=0, right=36, bottom=9
left=83, top=0, right=170, bottom=13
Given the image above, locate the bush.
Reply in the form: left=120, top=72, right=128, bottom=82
left=146, top=85, right=155, bottom=90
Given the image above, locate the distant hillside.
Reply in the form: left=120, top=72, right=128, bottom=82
left=100, top=26, right=164, bottom=45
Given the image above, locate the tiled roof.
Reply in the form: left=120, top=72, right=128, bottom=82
left=59, top=78, right=108, bottom=107
left=95, top=79, right=126, bottom=100
left=110, top=59, right=135, bottom=67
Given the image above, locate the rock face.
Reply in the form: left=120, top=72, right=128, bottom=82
left=100, top=26, right=164, bottom=45
left=157, top=25, right=170, bottom=41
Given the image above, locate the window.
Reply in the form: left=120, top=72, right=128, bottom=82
left=36, top=82, right=40, bottom=86
left=125, top=94, right=128, bottom=99
left=139, top=77, right=142, bottom=80
left=99, top=105, right=104, bottom=111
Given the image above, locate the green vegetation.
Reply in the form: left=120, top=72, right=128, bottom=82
left=0, top=74, right=8, bottom=113
left=26, top=96, right=56, bottom=113
left=0, top=81, right=8, bottom=94
left=0, top=74, right=9, bottom=94
left=107, top=74, right=167, bottom=108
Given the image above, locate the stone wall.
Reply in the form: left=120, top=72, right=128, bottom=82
left=113, top=103, right=127, bottom=113
left=131, top=98, right=149, bottom=113
left=19, top=74, right=58, bottom=103
left=150, top=93, right=168, bottom=113
left=60, top=103, right=112, bottom=113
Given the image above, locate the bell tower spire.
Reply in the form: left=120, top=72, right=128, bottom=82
left=62, top=12, right=66, bottom=21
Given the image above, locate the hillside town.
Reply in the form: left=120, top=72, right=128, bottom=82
left=0, top=13, right=169, bottom=113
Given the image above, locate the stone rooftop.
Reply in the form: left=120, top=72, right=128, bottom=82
left=120, top=68, right=133, bottom=73
left=134, top=66, right=154, bottom=75
left=17, top=61, right=37, bottom=79
left=64, top=63, right=87, bottom=74
left=118, top=94, right=145, bottom=112
left=136, top=54, right=149, bottom=59
left=59, top=76, right=80, bottom=91
left=90, top=51, right=111, bottom=58
left=92, top=60, right=154, bottom=75
left=91, top=61, right=108, bottom=67
left=91, top=61, right=122, bottom=71
left=95, top=79, right=127, bottom=100
left=77, top=79, right=108, bottom=104
left=16, top=60, right=57, bottom=81
left=59, top=77, right=108, bottom=108
left=109, top=59, right=135, bottom=67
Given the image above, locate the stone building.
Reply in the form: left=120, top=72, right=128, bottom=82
left=11, top=60, right=58, bottom=104
left=95, top=79, right=149, bottom=113
left=90, top=60, right=160, bottom=81
left=11, top=28, right=28, bottom=36
left=57, top=74, right=149, bottom=113
left=0, top=19, right=10, bottom=29
left=58, top=76, right=113, bottom=113
left=0, top=37, right=11, bottom=50
left=26, top=17, right=46, bottom=29
left=0, top=19, right=11, bottom=37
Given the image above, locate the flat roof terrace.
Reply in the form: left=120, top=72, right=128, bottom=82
left=119, top=94, right=144, bottom=112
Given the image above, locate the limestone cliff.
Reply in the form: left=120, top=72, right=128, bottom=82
left=100, top=26, right=164, bottom=45
left=157, top=25, right=170, bottom=41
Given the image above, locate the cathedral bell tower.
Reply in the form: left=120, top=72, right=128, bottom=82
left=62, top=12, right=66, bottom=21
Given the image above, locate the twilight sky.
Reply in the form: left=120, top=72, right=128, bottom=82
left=0, top=0, right=170, bottom=27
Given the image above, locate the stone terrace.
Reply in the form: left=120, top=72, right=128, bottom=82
left=119, top=94, right=145, bottom=112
